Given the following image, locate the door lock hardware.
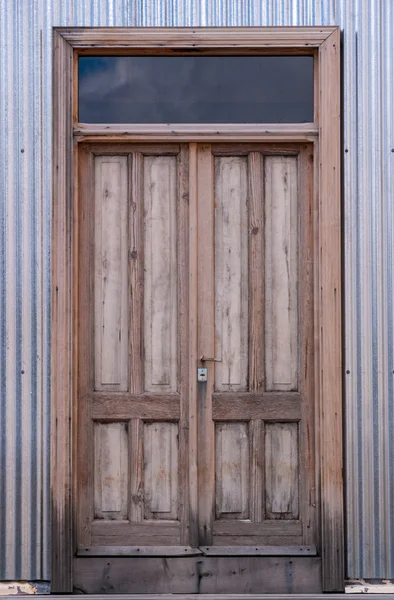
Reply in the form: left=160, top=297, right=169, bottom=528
left=200, top=355, right=222, bottom=362
left=197, top=368, right=208, bottom=382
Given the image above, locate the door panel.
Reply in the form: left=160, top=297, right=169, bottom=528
left=76, top=141, right=317, bottom=590
left=197, top=144, right=315, bottom=548
left=77, top=144, right=190, bottom=552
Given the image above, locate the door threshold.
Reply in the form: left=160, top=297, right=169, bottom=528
left=10, top=595, right=394, bottom=599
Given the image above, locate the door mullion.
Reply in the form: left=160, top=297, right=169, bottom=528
left=196, top=144, right=215, bottom=546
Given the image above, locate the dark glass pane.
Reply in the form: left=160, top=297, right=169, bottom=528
left=79, top=56, right=314, bottom=124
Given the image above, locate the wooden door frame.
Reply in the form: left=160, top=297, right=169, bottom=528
left=52, top=26, right=342, bottom=593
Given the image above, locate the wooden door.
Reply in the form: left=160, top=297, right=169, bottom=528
left=74, top=141, right=320, bottom=594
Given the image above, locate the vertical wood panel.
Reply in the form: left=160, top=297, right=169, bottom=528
left=197, top=144, right=215, bottom=545
left=144, top=156, right=178, bottom=392
left=248, top=153, right=265, bottom=393
left=94, top=422, right=128, bottom=520
left=250, top=419, right=263, bottom=522
left=265, top=156, right=298, bottom=392
left=177, top=145, right=191, bottom=544
left=215, top=422, right=249, bottom=519
left=129, top=419, right=143, bottom=522
left=94, top=156, right=128, bottom=391
left=214, top=156, right=248, bottom=391
left=130, top=153, right=143, bottom=394
left=144, top=422, right=179, bottom=520
left=188, top=143, right=199, bottom=547
left=319, top=28, right=344, bottom=591
left=51, top=30, right=73, bottom=593
left=265, top=423, right=299, bottom=520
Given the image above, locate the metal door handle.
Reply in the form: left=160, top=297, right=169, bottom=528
left=200, top=355, right=222, bottom=362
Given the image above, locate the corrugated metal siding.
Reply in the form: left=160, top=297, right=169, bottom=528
left=0, top=0, right=392, bottom=582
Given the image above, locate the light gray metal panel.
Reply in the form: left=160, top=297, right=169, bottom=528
left=0, top=0, right=392, bottom=583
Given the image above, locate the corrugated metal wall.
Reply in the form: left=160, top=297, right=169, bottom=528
left=0, top=0, right=393, bottom=582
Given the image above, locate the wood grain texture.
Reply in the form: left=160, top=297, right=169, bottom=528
left=90, top=393, right=180, bottom=420
left=76, top=147, right=95, bottom=553
left=94, top=422, right=128, bottom=520
left=215, top=422, right=249, bottom=519
left=75, top=125, right=318, bottom=144
left=197, top=144, right=215, bottom=545
left=201, top=545, right=316, bottom=556
left=318, top=27, right=344, bottom=591
left=73, top=555, right=321, bottom=594
left=213, top=393, right=301, bottom=420
left=129, top=419, right=143, bottom=522
left=60, top=25, right=337, bottom=48
left=143, top=155, right=178, bottom=392
left=78, top=546, right=202, bottom=556
left=213, top=520, right=301, bottom=537
left=55, top=24, right=342, bottom=593
left=250, top=419, right=263, bottom=522
left=130, top=152, right=143, bottom=394
left=188, top=143, right=199, bottom=547
left=248, top=153, right=264, bottom=392
left=214, top=156, right=248, bottom=391
left=51, top=29, right=73, bottom=593
left=265, top=156, right=298, bottom=392
left=177, top=144, right=191, bottom=544
left=144, top=422, right=179, bottom=520
left=94, top=156, right=129, bottom=391
left=265, top=423, right=299, bottom=520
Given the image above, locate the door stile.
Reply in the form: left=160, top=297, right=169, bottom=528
left=197, top=144, right=215, bottom=546
left=298, top=145, right=317, bottom=547
left=247, top=152, right=265, bottom=524
left=76, top=145, right=94, bottom=549
left=178, top=144, right=191, bottom=544
left=188, top=143, right=199, bottom=547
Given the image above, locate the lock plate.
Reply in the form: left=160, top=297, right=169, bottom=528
left=197, top=368, right=208, bottom=382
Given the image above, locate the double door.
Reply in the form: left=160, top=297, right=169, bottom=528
left=74, top=142, right=319, bottom=593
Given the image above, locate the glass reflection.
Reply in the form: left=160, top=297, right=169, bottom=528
left=79, top=56, right=314, bottom=124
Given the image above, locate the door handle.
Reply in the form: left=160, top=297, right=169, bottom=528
left=200, top=355, right=222, bottom=362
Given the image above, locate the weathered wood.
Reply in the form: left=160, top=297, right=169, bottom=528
left=213, top=520, right=301, bottom=536
left=91, top=521, right=180, bottom=537
left=75, top=124, right=318, bottom=144
left=265, top=155, right=298, bottom=392
left=177, top=144, right=191, bottom=545
left=188, top=143, right=199, bottom=547
left=250, top=419, right=263, bottom=522
left=94, top=155, right=129, bottom=391
left=265, top=423, right=299, bottom=520
left=90, top=394, right=180, bottom=420
left=211, top=535, right=302, bottom=546
left=318, top=27, right=343, bottom=592
left=144, top=155, right=178, bottom=392
left=197, top=144, right=215, bottom=545
left=129, top=419, right=143, bottom=522
left=215, top=423, right=249, bottom=519
left=248, top=153, right=264, bottom=392
left=73, top=556, right=321, bottom=594
left=94, top=422, right=128, bottom=520
left=144, top=422, right=179, bottom=520
left=214, top=156, right=248, bottom=391
left=60, top=25, right=338, bottom=48
left=298, top=144, right=317, bottom=548
left=78, top=546, right=202, bottom=556
left=200, top=545, right=316, bottom=556
left=213, top=393, right=301, bottom=420
left=55, top=25, right=343, bottom=594
left=76, top=147, right=95, bottom=552
left=130, top=152, right=143, bottom=394
left=51, top=28, right=73, bottom=593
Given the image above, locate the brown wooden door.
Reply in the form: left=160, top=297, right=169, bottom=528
left=74, top=141, right=320, bottom=594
